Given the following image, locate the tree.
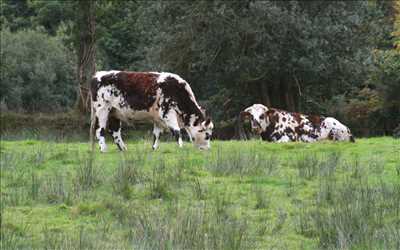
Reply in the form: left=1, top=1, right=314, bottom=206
left=75, top=0, right=96, bottom=113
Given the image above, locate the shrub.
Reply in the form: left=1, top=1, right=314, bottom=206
left=0, top=28, right=76, bottom=112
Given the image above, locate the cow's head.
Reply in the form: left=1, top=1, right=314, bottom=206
left=241, top=104, right=269, bottom=134
left=188, top=117, right=214, bottom=150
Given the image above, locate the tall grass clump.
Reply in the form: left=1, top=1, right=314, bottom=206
left=128, top=202, right=250, bottom=250
left=309, top=160, right=400, bottom=249
left=40, top=225, right=126, bottom=250
left=0, top=221, right=30, bottom=249
left=294, top=152, right=341, bottom=180
left=112, top=156, right=144, bottom=200
left=253, top=185, right=269, bottom=210
left=41, top=171, right=73, bottom=205
left=1, top=152, right=30, bottom=206
left=293, top=153, right=320, bottom=180
left=191, top=177, right=207, bottom=200
left=148, top=158, right=173, bottom=200
left=206, top=147, right=279, bottom=176
left=74, top=155, right=102, bottom=192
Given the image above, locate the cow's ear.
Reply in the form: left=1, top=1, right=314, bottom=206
left=240, top=111, right=252, bottom=120
left=205, top=118, right=211, bottom=126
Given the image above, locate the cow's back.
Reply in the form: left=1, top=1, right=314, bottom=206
left=92, top=71, right=159, bottom=111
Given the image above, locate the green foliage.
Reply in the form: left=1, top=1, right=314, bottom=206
left=138, top=1, right=390, bottom=118
left=371, top=49, right=400, bottom=110
left=0, top=0, right=399, bottom=135
left=0, top=28, right=76, bottom=112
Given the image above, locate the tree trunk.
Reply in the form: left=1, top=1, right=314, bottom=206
left=284, top=83, right=296, bottom=112
left=260, top=82, right=271, bottom=107
left=235, top=113, right=248, bottom=140
left=76, top=0, right=96, bottom=114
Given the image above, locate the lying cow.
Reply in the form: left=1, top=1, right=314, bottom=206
left=90, top=71, right=213, bottom=152
left=241, top=104, right=354, bottom=142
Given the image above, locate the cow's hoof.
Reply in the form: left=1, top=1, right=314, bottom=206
left=117, top=144, right=128, bottom=151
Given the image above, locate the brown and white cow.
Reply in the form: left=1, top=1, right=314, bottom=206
left=241, top=104, right=354, bottom=142
left=90, top=71, right=213, bottom=152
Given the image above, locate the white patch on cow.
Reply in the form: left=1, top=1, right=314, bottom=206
left=300, top=134, right=318, bottom=142
left=112, top=130, right=127, bottom=151
left=277, top=135, right=290, bottom=143
left=161, top=108, right=181, bottom=131
left=95, top=106, right=110, bottom=152
left=244, top=104, right=269, bottom=131
left=157, top=72, right=186, bottom=83
left=320, top=117, right=352, bottom=141
left=94, top=70, right=120, bottom=81
left=152, top=125, right=163, bottom=150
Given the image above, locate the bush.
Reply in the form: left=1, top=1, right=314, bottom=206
left=0, top=28, right=76, bottom=112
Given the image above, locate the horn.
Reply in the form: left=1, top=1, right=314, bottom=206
left=200, top=107, right=206, bottom=117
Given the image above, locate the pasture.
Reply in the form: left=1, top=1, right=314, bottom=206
left=1, top=137, right=399, bottom=249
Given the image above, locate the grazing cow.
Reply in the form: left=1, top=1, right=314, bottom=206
left=241, top=104, right=355, bottom=142
left=90, top=71, right=213, bottom=152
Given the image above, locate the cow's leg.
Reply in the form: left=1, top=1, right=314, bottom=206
left=184, top=128, right=192, bottom=142
left=160, top=109, right=183, bottom=147
left=108, top=116, right=127, bottom=151
left=152, top=124, right=163, bottom=150
left=95, top=106, right=110, bottom=152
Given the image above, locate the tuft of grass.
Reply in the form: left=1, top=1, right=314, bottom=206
left=253, top=186, right=269, bottom=210
left=74, top=155, right=102, bottom=192
left=272, top=208, right=287, bottom=234
left=112, top=156, right=143, bottom=200
left=191, top=177, right=207, bottom=200
left=309, top=161, right=400, bottom=249
left=206, top=147, right=279, bottom=176
left=41, top=171, right=73, bottom=205
left=148, top=159, right=173, bottom=200
left=294, top=153, right=320, bottom=180
left=128, top=202, right=249, bottom=250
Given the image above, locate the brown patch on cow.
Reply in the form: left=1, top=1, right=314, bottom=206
left=266, top=109, right=279, bottom=125
left=260, top=109, right=279, bottom=141
left=282, top=117, right=287, bottom=122
left=307, top=115, right=322, bottom=127
left=292, top=112, right=302, bottom=123
left=294, top=123, right=304, bottom=135
left=265, top=109, right=276, bottom=117
left=240, top=111, right=252, bottom=120
left=115, top=72, right=159, bottom=110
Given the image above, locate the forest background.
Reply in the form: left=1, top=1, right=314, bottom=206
left=1, top=0, right=399, bottom=138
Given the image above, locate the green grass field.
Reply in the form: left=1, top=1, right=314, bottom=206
left=1, top=137, right=399, bottom=249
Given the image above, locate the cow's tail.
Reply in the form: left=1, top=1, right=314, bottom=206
left=89, top=88, right=96, bottom=151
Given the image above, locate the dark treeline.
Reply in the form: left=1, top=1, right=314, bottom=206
left=1, top=0, right=399, bottom=137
